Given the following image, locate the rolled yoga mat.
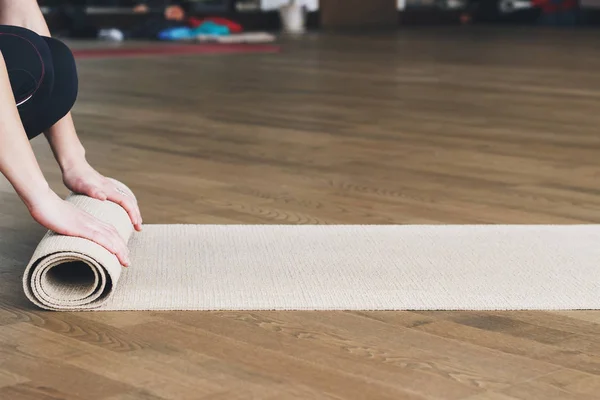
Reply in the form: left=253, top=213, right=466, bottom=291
left=22, top=187, right=600, bottom=311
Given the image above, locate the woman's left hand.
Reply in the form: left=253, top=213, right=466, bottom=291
left=62, top=162, right=143, bottom=231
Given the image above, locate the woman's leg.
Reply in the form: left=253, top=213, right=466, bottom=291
left=0, top=25, right=54, bottom=140
left=0, top=25, right=78, bottom=141
left=25, top=37, right=79, bottom=139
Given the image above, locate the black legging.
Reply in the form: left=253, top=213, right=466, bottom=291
left=0, top=25, right=78, bottom=140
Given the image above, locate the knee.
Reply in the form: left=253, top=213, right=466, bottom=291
left=0, top=25, right=49, bottom=52
left=44, top=37, right=79, bottom=114
left=0, top=25, right=54, bottom=104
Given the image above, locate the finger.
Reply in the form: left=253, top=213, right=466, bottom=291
left=131, top=199, right=143, bottom=230
left=120, top=196, right=140, bottom=230
left=87, top=219, right=130, bottom=267
left=105, top=180, right=142, bottom=230
left=109, top=191, right=142, bottom=231
left=89, top=186, right=108, bottom=201
left=111, top=234, right=130, bottom=268
left=93, top=185, right=108, bottom=200
left=88, top=227, right=128, bottom=267
left=123, top=194, right=142, bottom=229
left=138, top=207, right=143, bottom=229
left=108, top=225, right=129, bottom=260
left=101, top=222, right=130, bottom=266
left=68, top=209, right=125, bottom=265
left=105, top=229, right=130, bottom=267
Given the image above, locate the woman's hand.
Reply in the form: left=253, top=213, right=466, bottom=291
left=27, top=187, right=131, bottom=267
left=61, top=161, right=143, bottom=232
left=42, top=116, right=142, bottom=230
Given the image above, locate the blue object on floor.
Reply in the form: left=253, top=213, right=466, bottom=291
left=158, top=22, right=231, bottom=41
left=158, top=27, right=193, bottom=41
left=192, top=21, right=230, bottom=36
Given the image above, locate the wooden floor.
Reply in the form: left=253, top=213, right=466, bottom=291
left=2, top=27, right=600, bottom=399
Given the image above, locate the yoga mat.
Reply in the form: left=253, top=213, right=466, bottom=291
left=22, top=189, right=600, bottom=312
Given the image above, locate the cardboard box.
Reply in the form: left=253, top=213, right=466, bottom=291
left=320, top=0, right=398, bottom=28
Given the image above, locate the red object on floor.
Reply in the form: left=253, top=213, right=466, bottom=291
left=188, top=17, right=202, bottom=27
left=531, top=0, right=577, bottom=12
left=72, top=44, right=281, bottom=59
left=188, top=17, right=243, bottom=33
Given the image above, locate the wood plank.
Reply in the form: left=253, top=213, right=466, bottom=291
left=1, top=29, right=600, bottom=399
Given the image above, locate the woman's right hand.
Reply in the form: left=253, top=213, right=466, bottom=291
left=26, top=187, right=130, bottom=267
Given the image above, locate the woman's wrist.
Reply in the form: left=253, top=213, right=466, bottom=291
left=55, top=144, right=87, bottom=173
left=44, top=113, right=88, bottom=173
left=15, top=176, right=52, bottom=210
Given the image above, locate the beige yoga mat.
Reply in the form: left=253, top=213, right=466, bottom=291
left=22, top=190, right=600, bottom=311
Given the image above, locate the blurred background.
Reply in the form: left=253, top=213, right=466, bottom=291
left=36, top=0, right=600, bottom=38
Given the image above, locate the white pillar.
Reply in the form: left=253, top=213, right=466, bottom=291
left=261, top=0, right=320, bottom=12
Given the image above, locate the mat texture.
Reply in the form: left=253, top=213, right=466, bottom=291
left=22, top=191, right=600, bottom=311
